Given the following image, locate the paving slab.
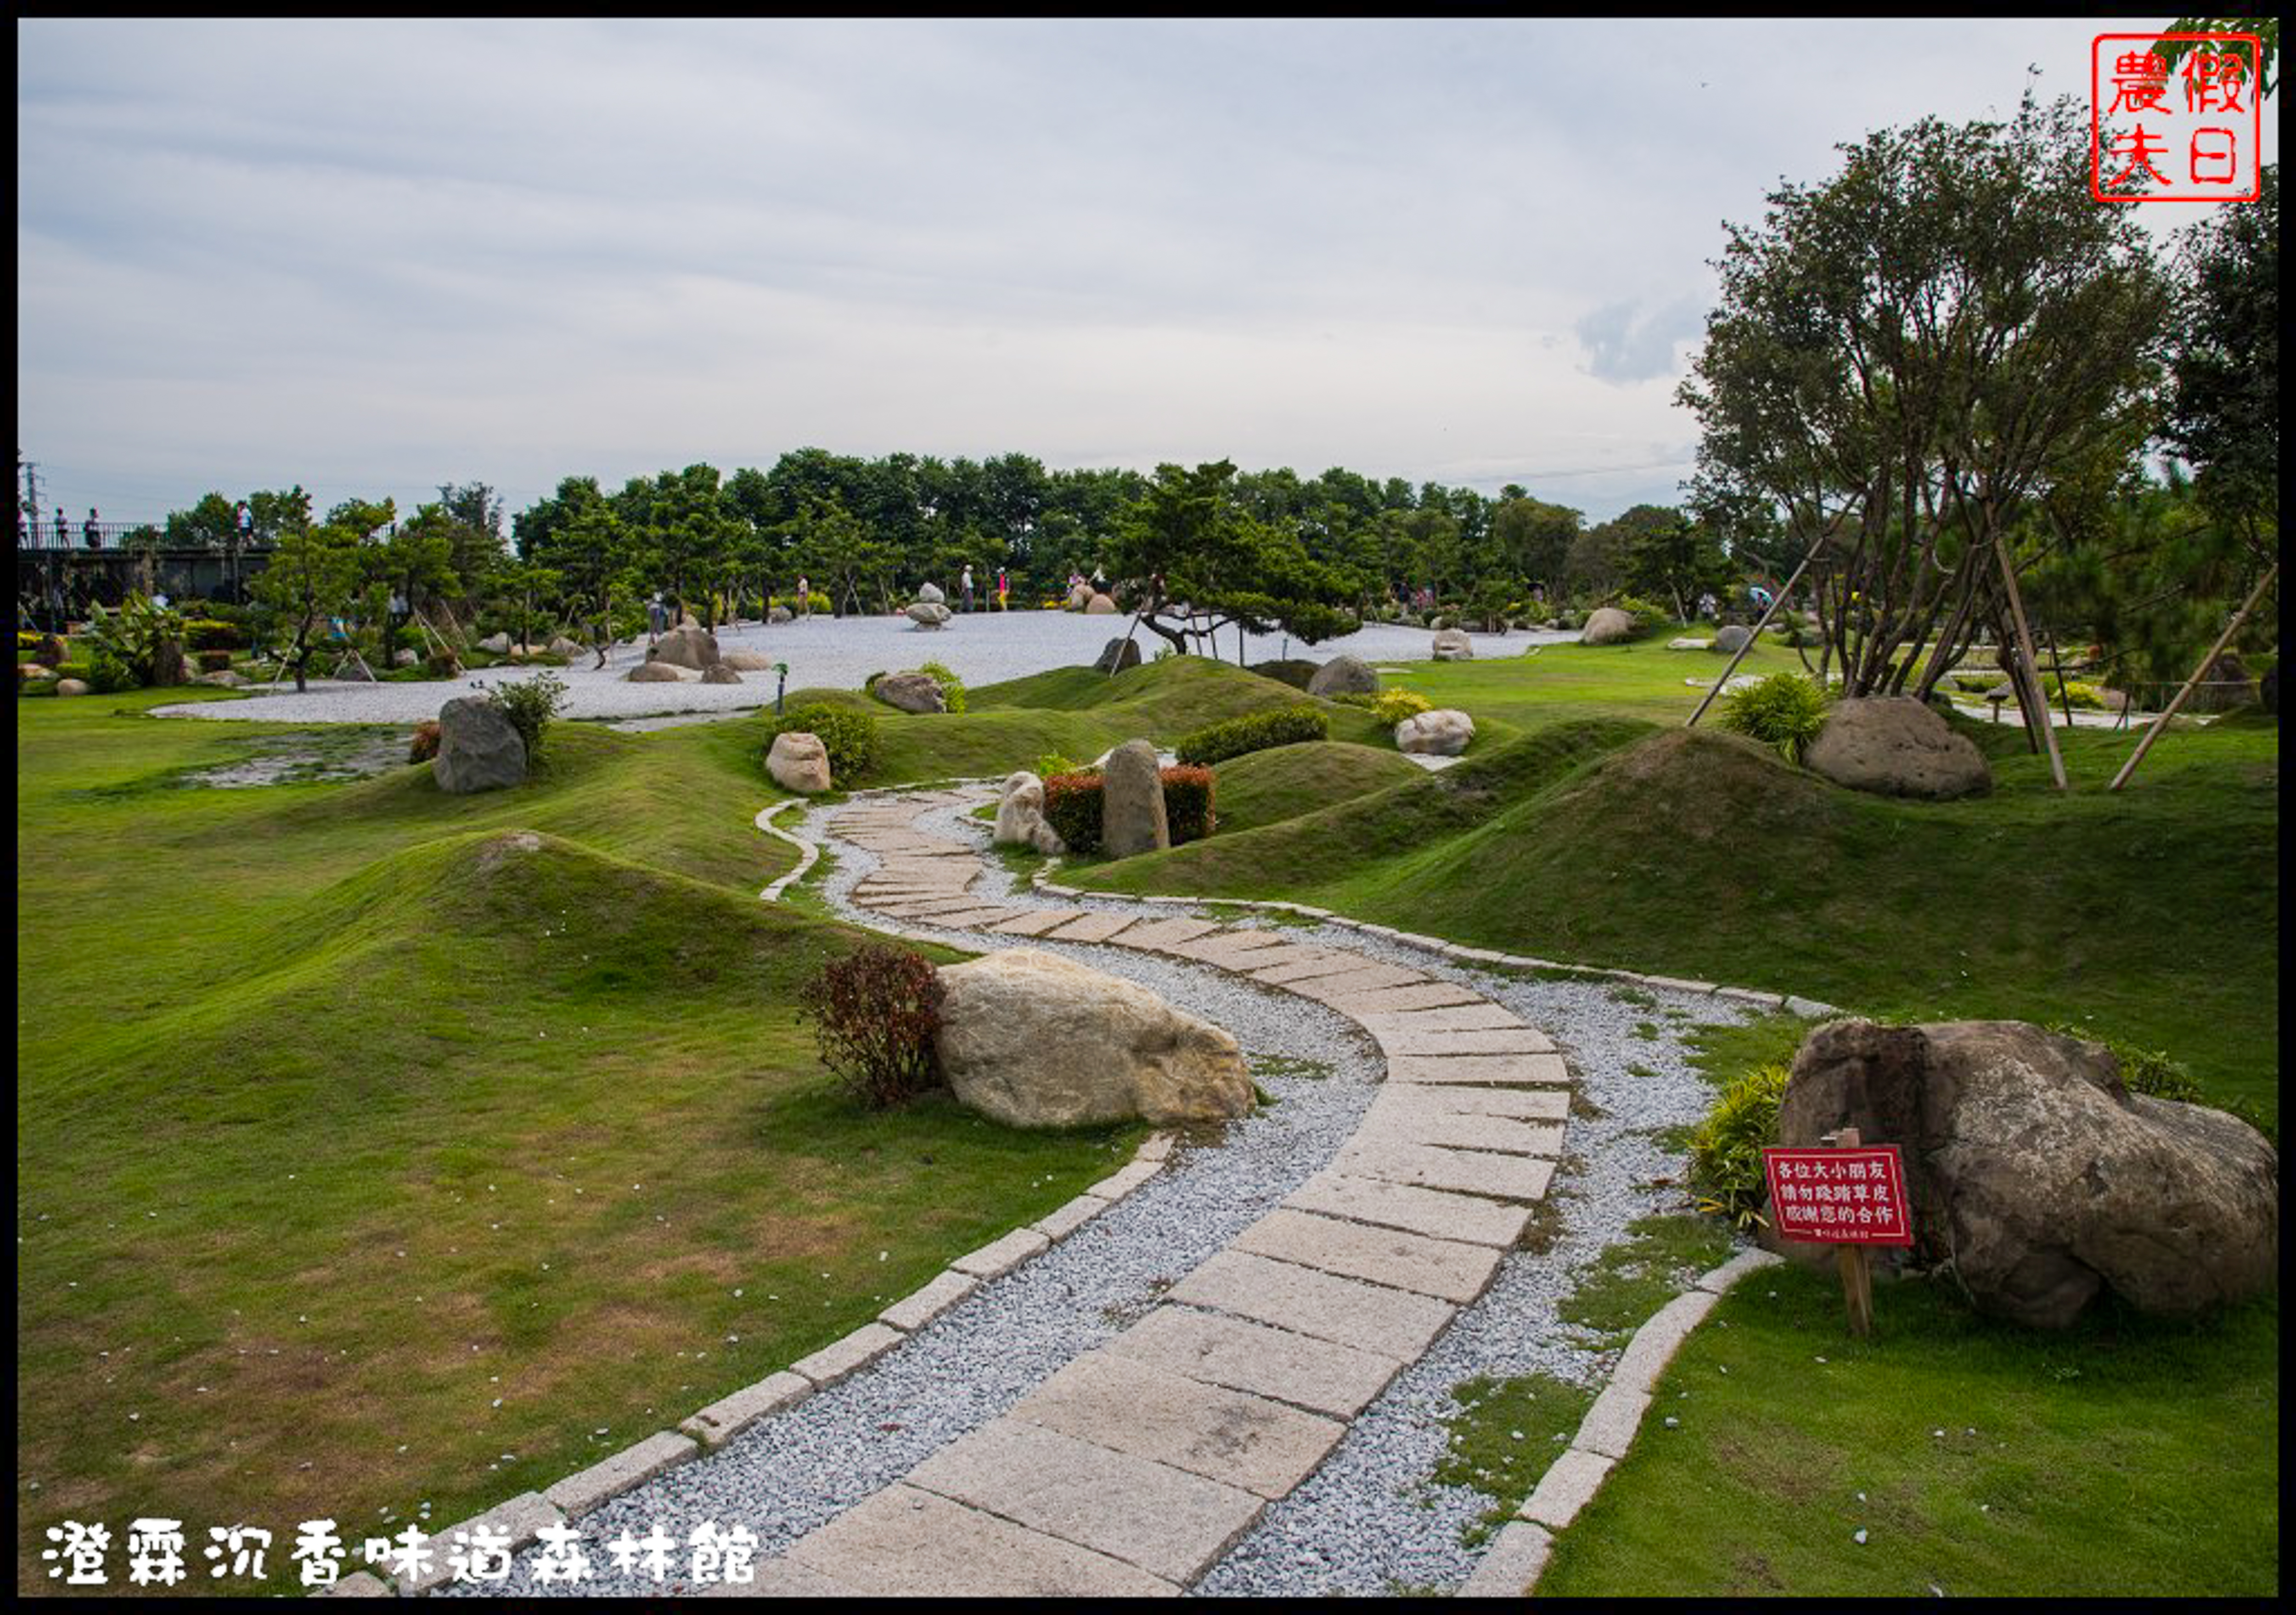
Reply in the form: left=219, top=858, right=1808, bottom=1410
left=1368, top=1025, right=1556, bottom=1057
left=912, top=905, right=1028, bottom=930
left=1459, top=1521, right=1557, bottom=1598
left=1518, top=1446, right=1616, bottom=1530
left=698, top=1557, right=866, bottom=1596
left=1286, top=964, right=1433, bottom=1005
left=1166, top=1249, right=1454, bottom=1361
left=906, top=1416, right=1265, bottom=1584
left=951, top=1226, right=1053, bottom=1279
left=1608, top=1289, right=1719, bottom=1396
left=1783, top=995, right=1836, bottom=1019
left=1045, top=911, right=1139, bottom=944
left=1164, top=929, right=1299, bottom=967
left=1357, top=1003, right=1533, bottom=1036
left=787, top=1483, right=1176, bottom=1597
left=1213, top=943, right=1349, bottom=975
left=1033, top=1192, right=1113, bottom=1242
left=681, top=1370, right=812, bottom=1447
left=988, top=908, right=1086, bottom=935
left=1102, top=1305, right=1404, bottom=1420
left=866, top=896, right=993, bottom=917
left=1335, top=1141, right=1557, bottom=1202
left=1105, top=916, right=1221, bottom=952
left=1370, top=1084, right=1570, bottom=1121
left=1230, top=1208, right=1504, bottom=1304
left=1282, top=1171, right=1534, bottom=1248
left=315, top=1570, right=392, bottom=1597
left=790, top=1321, right=905, bottom=1388
left=398, top=1492, right=563, bottom=1593
left=1008, top=1351, right=1346, bottom=1501
left=1352, top=1103, right=1565, bottom=1158
left=543, top=1430, right=698, bottom=1519
left=1248, top=952, right=1384, bottom=985
left=1384, top=1052, right=1573, bottom=1086
left=878, top=1269, right=983, bottom=1333
left=1573, top=1382, right=1653, bottom=1460
left=1084, top=1158, right=1162, bottom=1202
left=1343, top=981, right=1491, bottom=1014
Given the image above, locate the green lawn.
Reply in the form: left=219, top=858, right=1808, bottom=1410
left=15, top=691, right=1140, bottom=1595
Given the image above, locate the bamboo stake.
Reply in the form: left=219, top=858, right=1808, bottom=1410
left=1992, top=531, right=2067, bottom=791
left=1686, top=529, right=1829, bottom=728
left=2109, top=563, right=2278, bottom=793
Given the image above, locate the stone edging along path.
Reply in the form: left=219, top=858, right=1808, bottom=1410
left=325, top=779, right=1815, bottom=1598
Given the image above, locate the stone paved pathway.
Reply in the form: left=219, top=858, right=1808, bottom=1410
left=752, top=788, right=1580, bottom=1595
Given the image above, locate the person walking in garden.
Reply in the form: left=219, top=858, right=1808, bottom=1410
left=795, top=575, right=810, bottom=617
left=996, top=566, right=1010, bottom=610
left=647, top=593, right=666, bottom=644
left=961, top=564, right=975, bottom=613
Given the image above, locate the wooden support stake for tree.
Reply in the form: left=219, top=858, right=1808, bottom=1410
left=2047, top=630, right=2076, bottom=730
left=1686, top=528, right=1829, bottom=728
left=2110, top=562, right=2278, bottom=793
left=1992, top=532, right=2067, bottom=791
left=1821, top=1125, right=1875, bottom=1338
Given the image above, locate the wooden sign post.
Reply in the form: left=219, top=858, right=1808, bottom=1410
left=1762, top=1131, right=1913, bottom=1338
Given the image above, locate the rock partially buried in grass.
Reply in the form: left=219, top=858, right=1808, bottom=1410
left=54, top=678, right=90, bottom=696
left=1581, top=606, right=1635, bottom=645
left=874, top=670, right=945, bottom=713
left=993, top=770, right=1064, bottom=853
left=1713, top=623, right=1753, bottom=655
left=432, top=695, right=527, bottom=794
left=1804, top=696, right=1989, bottom=799
left=1778, top=1018, right=2279, bottom=1329
left=1093, top=637, right=1142, bottom=675
left=766, top=731, right=831, bottom=794
left=1307, top=654, right=1378, bottom=698
left=934, top=948, right=1254, bottom=1127
left=1396, top=708, right=1475, bottom=756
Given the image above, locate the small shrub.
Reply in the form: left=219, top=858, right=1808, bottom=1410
left=1718, top=671, right=1830, bottom=763
left=488, top=672, right=567, bottom=763
left=1161, top=764, right=1216, bottom=843
left=1372, top=688, right=1433, bottom=727
left=772, top=703, right=879, bottom=784
left=408, top=720, right=442, bottom=763
left=797, top=943, right=945, bottom=1110
left=1330, top=691, right=1379, bottom=711
left=1175, top=705, right=1328, bottom=767
left=183, top=618, right=243, bottom=651
left=1610, top=593, right=1674, bottom=632
left=425, top=648, right=462, bottom=678
left=87, top=645, right=140, bottom=694
left=197, top=649, right=234, bottom=673
left=1035, top=750, right=1084, bottom=780
left=1688, top=1062, right=1790, bottom=1230
left=916, top=660, right=968, bottom=714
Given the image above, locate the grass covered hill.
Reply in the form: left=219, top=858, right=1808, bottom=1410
left=15, top=691, right=1141, bottom=1595
left=1074, top=713, right=2279, bottom=1119
left=1208, top=740, right=1427, bottom=834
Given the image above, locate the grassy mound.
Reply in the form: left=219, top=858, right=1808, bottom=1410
left=1216, top=739, right=1474, bottom=833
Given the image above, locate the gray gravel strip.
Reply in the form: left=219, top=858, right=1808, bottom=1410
left=150, top=617, right=1572, bottom=726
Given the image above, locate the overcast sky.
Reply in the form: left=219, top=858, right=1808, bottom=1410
left=16, top=16, right=2275, bottom=530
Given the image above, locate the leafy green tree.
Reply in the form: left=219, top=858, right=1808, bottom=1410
left=435, top=481, right=508, bottom=604
left=1679, top=90, right=2170, bottom=699
left=250, top=502, right=366, bottom=692
left=1111, top=459, right=1358, bottom=656
left=1610, top=503, right=1730, bottom=621
left=1489, top=494, right=1582, bottom=597
left=164, top=492, right=240, bottom=551
left=2163, top=163, right=2276, bottom=549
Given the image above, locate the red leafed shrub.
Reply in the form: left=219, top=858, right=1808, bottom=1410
left=1041, top=766, right=1216, bottom=855
left=797, top=943, right=945, bottom=1109
left=408, top=720, right=442, bottom=763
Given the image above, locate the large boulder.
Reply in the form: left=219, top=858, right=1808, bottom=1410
left=875, top=671, right=946, bottom=713
left=721, top=651, right=775, bottom=672
left=2187, top=651, right=2255, bottom=714
left=768, top=605, right=794, bottom=625
left=1066, top=581, right=1095, bottom=611
left=700, top=663, right=744, bottom=684
left=432, top=695, right=527, bottom=794
left=1085, top=593, right=1119, bottom=616
left=54, top=678, right=90, bottom=696
left=1093, top=637, right=1142, bottom=675
left=1804, top=696, right=1990, bottom=799
left=1712, top=623, right=1752, bottom=655
left=651, top=624, right=721, bottom=671
left=1778, top=1019, right=2278, bottom=1329
left=1306, top=654, right=1377, bottom=699
left=547, top=635, right=584, bottom=659
left=1101, top=739, right=1169, bottom=857
left=1431, top=628, right=1474, bottom=661
left=917, top=582, right=945, bottom=605
left=626, top=661, right=684, bottom=683
left=1581, top=607, right=1635, bottom=645
left=1396, top=709, right=1475, bottom=756
left=765, top=731, right=832, bottom=793
left=906, top=601, right=951, bottom=628
left=935, top=949, right=1255, bottom=1128
left=478, top=632, right=512, bottom=655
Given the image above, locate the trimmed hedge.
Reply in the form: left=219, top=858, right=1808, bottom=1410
left=1175, top=704, right=1328, bottom=767
left=1043, top=765, right=1216, bottom=854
